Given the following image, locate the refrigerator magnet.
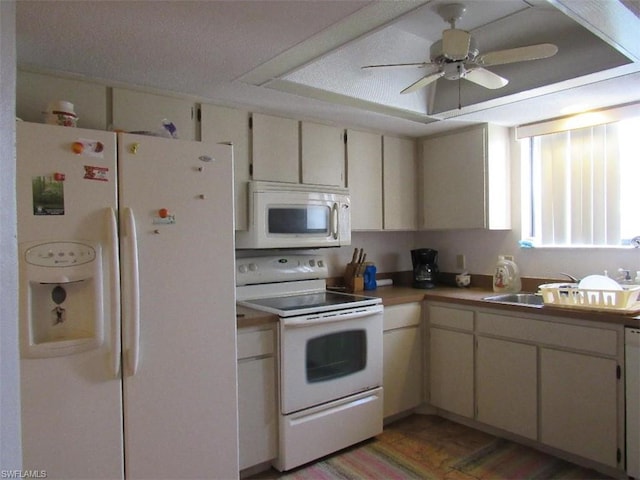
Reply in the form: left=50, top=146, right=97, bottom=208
left=32, top=175, right=65, bottom=215
left=84, top=165, right=109, bottom=182
left=72, top=139, right=105, bottom=158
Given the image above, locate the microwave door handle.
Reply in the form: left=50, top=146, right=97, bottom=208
left=331, top=203, right=339, bottom=239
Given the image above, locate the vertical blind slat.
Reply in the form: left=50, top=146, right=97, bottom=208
left=605, top=123, right=621, bottom=245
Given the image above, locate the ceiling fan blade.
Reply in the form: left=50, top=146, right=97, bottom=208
left=464, top=68, right=508, bottom=89
left=361, top=62, right=429, bottom=70
left=400, top=71, right=444, bottom=95
left=478, top=43, right=558, bottom=66
left=442, top=29, right=470, bottom=61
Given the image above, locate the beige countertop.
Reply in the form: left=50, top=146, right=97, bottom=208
left=237, top=285, right=640, bottom=329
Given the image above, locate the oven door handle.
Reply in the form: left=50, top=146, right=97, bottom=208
left=282, top=305, right=383, bottom=327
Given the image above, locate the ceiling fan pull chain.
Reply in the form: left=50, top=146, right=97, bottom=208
left=458, top=66, right=462, bottom=110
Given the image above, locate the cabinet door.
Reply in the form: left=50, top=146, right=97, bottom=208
left=421, top=126, right=486, bottom=229
left=238, top=357, right=277, bottom=470
left=383, top=303, right=422, bottom=418
left=383, top=327, right=422, bottom=418
left=477, top=336, right=537, bottom=439
left=17, top=70, right=109, bottom=130
left=429, top=327, right=474, bottom=418
left=420, top=124, right=509, bottom=230
left=301, top=121, right=344, bottom=187
left=201, top=104, right=250, bottom=231
left=383, top=136, right=417, bottom=230
left=540, top=348, right=618, bottom=467
left=252, top=113, right=299, bottom=183
left=112, top=88, right=197, bottom=141
left=346, top=129, right=382, bottom=230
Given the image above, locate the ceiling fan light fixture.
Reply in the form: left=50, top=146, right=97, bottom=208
left=442, top=29, right=471, bottom=61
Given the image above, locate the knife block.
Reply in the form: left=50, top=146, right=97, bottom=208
left=344, top=263, right=364, bottom=293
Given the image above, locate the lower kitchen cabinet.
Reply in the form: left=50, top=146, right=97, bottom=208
left=540, top=348, right=618, bottom=467
left=429, top=327, right=474, bottom=418
left=428, top=304, right=475, bottom=418
left=382, top=303, right=423, bottom=418
left=476, top=336, right=537, bottom=439
left=237, top=325, right=278, bottom=471
left=428, top=301, right=624, bottom=472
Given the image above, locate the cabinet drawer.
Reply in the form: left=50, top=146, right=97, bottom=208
left=237, top=327, right=275, bottom=360
left=384, top=303, right=421, bottom=331
left=428, top=305, right=474, bottom=331
left=477, top=312, right=617, bottom=356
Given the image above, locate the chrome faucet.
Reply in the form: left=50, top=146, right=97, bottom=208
left=559, top=272, right=579, bottom=283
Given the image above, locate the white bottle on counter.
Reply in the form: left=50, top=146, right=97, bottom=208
left=493, top=255, right=522, bottom=293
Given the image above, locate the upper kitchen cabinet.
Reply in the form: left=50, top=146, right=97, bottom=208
left=383, top=136, right=417, bottom=231
left=251, top=113, right=299, bottom=183
left=420, top=124, right=510, bottom=230
left=111, top=88, right=198, bottom=141
left=301, top=121, right=345, bottom=187
left=200, top=104, right=250, bottom=231
left=346, top=129, right=383, bottom=231
left=16, top=70, right=108, bottom=130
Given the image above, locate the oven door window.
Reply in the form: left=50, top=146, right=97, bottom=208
left=306, top=330, right=366, bottom=383
left=268, top=205, right=329, bottom=235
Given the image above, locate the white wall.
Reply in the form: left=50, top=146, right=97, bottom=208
left=324, top=231, right=417, bottom=276
left=0, top=0, right=22, bottom=470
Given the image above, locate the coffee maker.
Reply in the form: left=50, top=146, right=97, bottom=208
left=411, top=248, right=439, bottom=289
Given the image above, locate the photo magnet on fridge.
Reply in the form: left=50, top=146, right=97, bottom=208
left=32, top=175, right=64, bottom=215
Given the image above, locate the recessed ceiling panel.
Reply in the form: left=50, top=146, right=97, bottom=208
left=283, top=25, right=432, bottom=113
left=281, top=1, right=631, bottom=117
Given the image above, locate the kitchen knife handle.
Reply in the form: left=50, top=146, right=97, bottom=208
left=106, top=207, right=121, bottom=378
left=123, top=207, right=141, bottom=376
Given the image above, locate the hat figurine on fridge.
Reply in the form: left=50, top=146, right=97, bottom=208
left=43, top=100, right=78, bottom=127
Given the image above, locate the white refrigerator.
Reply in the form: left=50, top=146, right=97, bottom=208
left=16, top=122, right=239, bottom=479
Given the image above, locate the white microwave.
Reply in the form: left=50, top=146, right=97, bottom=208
left=235, top=181, right=351, bottom=249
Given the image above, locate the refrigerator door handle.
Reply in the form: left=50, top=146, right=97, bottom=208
left=106, top=208, right=121, bottom=378
left=123, top=207, right=141, bottom=376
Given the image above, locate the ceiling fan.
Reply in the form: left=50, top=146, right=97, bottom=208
left=362, top=3, right=559, bottom=95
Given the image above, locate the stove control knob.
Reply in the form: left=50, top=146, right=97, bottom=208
left=318, top=260, right=324, bottom=268
left=238, top=264, right=248, bottom=274
left=309, top=259, right=316, bottom=267
left=248, top=263, right=258, bottom=272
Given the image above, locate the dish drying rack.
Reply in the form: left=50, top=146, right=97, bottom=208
left=539, top=283, right=640, bottom=314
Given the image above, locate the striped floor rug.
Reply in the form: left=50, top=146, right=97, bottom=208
left=270, top=415, right=612, bottom=480
left=283, top=441, right=439, bottom=479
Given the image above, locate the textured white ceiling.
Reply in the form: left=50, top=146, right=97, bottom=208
left=15, top=0, right=640, bottom=137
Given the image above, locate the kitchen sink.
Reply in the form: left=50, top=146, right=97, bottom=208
left=483, top=293, right=544, bottom=307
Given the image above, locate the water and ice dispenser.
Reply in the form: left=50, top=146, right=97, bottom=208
left=20, top=240, right=104, bottom=357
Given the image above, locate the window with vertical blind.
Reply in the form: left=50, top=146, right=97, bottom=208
left=522, top=116, right=640, bottom=247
